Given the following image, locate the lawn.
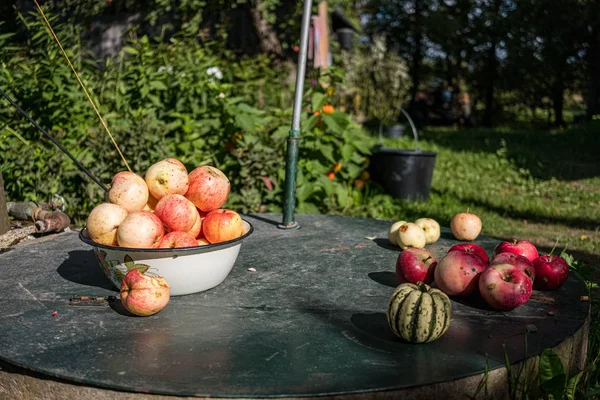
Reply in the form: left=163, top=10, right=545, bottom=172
left=352, top=123, right=600, bottom=271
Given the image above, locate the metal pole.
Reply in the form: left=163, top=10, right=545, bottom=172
left=279, top=0, right=313, bottom=230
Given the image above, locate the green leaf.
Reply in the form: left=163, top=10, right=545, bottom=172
left=132, top=264, right=150, bottom=274
left=297, top=201, right=320, bottom=214
left=565, top=371, right=584, bottom=400
left=341, top=143, right=355, bottom=160
left=317, top=142, right=336, bottom=164
left=311, top=92, right=326, bottom=111
left=123, top=46, right=139, bottom=55
left=335, top=184, right=350, bottom=207
left=236, top=114, right=256, bottom=132
left=296, top=183, right=312, bottom=202
left=540, top=349, right=567, bottom=399
left=124, top=255, right=135, bottom=270
left=149, top=80, right=168, bottom=90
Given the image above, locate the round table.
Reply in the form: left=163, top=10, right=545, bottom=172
left=0, top=214, right=589, bottom=399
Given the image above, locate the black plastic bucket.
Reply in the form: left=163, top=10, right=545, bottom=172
left=336, top=28, right=354, bottom=50
left=369, top=148, right=437, bottom=202
left=384, top=124, right=405, bottom=138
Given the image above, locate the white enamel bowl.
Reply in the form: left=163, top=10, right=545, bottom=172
left=79, top=220, right=254, bottom=296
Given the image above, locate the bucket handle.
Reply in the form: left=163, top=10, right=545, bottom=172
left=377, top=108, right=420, bottom=151
left=398, top=107, right=419, bottom=151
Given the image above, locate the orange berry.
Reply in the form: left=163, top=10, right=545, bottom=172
left=313, top=110, right=320, bottom=116
left=326, top=171, right=335, bottom=180
left=333, top=162, right=342, bottom=173
left=322, top=104, right=334, bottom=115
left=354, top=179, right=365, bottom=190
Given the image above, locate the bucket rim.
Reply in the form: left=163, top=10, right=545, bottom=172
left=371, top=147, right=437, bottom=157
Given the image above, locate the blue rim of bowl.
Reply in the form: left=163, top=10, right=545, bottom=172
left=79, top=218, right=254, bottom=253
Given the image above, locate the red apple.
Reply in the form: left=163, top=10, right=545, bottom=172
left=434, top=251, right=488, bottom=296
left=120, top=269, right=170, bottom=316
left=197, top=236, right=210, bottom=246
left=145, top=158, right=189, bottom=200
left=117, top=211, right=165, bottom=248
left=86, top=203, right=129, bottom=246
left=154, top=194, right=198, bottom=233
left=493, top=239, right=538, bottom=262
left=450, top=208, right=482, bottom=241
left=478, top=263, right=533, bottom=310
left=157, top=231, right=199, bottom=248
left=448, top=243, right=489, bottom=264
left=490, top=252, right=535, bottom=282
left=144, top=193, right=159, bottom=212
left=202, top=209, right=244, bottom=244
left=107, top=171, right=149, bottom=213
left=187, top=208, right=202, bottom=238
left=396, top=248, right=437, bottom=284
left=532, top=255, right=569, bottom=290
left=185, top=166, right=230, bottom=212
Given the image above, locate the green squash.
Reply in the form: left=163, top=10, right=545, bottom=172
left=387, top=281, right=452, bottom=343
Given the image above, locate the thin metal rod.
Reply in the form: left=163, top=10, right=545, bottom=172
left=280, top=0, right=313, bottom=229
left=0, top=88, right=110, bottom=193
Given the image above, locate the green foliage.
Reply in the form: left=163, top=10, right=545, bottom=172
left=0, top=11, right=371, bottom=223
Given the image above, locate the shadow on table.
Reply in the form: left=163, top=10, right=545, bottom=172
left=57, top=249, right=117, bottom=292
left=368, top=271, right=399, bottom=288
left=372, top=238, right=397, bottom=251
left=244, top=213, right=281, bottom=227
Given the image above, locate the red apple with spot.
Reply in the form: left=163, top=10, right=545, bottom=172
left=532, top=255, right=569, bottom=290
left=202, top=209, right=244, bottom=244
left=117, top=211, right=165, bottom=248
left=396, top=248, right=437, bottom=284
left=434, top=251, right=488, bottom=296
left=145, top=158, right=189, bottom=200
left=493, top=239, right=538, bottom=262
left=491, top=252, right=535, bottom=282
left=120, top=269, right=170, bottom=316
left=107, top=171, right=149, bottom=213
left=478, top=263, right=533, bottom=310
left=448, top=243, right=489, bottom=264
left=450, top=208, right=482, bottom=241
left=157, top=232, right=199, bottom=248
left=185, top=166, right=230, bottom=212
left=86, top=203, right=129, bottom=246
left=397, top=222, right=427, bottom=249
left=154, top=194, right=199, bottom=233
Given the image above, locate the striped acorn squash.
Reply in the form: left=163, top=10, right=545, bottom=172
left=387, top=281, right=452, bottom=343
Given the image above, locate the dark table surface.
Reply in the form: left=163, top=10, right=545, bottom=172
left=0, top=214, right=589, bottom=398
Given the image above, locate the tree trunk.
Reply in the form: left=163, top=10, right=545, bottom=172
left=409, top=0, right=424, bottom=106
left=249, top=0, right=283, bottom=57
left=552, top=74, right=566, bottom=127
left=586, top=25, right=600, bottom=119
left=482, top=39, right=497, bottom=127
left=0, top=171, right=9, bottom=236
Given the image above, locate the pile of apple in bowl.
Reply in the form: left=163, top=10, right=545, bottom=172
left=79, top=158, right=253, bottom=315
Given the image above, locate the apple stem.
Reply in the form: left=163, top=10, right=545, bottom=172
left=424, top=256, right=432, bottom=262
left=466, top=207, right=470, bottom=214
